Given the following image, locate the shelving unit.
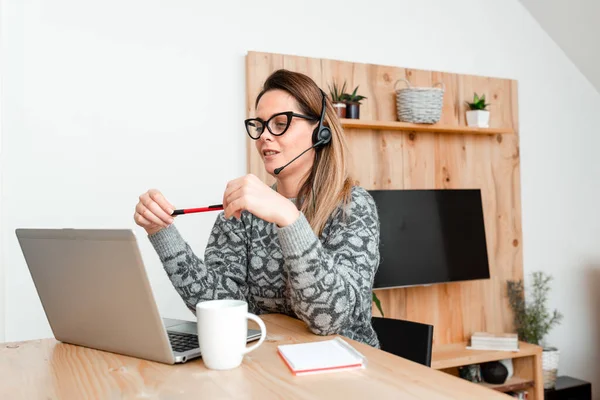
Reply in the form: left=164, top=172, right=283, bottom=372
left=247, top=50, right=534, bottom=398
left=432, top=341, right=543, bottom=400
left=339, top=118, right=516, bottom=135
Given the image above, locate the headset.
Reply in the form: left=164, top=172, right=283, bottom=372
left=312, top=89, right=332, bottom=147
left=274, top=88, right=332, bottom=175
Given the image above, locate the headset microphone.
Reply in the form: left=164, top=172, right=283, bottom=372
left=274, top=138, right=327, bottom=175
left=274, top=89, right=331, bottom=176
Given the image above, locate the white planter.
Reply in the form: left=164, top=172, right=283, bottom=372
left=499, top=359, right=514, bottom=380
left=466, top=110, right=490, bottom=128
left=332, top=102, right=346, bottom=118
left=542, top=348, right=560, bottom=389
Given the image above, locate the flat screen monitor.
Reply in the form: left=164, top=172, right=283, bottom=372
left=368, top=189, right=491, bottom=289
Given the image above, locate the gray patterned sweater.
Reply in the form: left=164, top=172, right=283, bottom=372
left=148, top=185, right=380, bottom=347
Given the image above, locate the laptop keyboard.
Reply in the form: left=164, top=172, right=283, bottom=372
left=167, top=332, right=199, bottom=353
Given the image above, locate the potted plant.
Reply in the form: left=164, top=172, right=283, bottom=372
left=328, top=81, right=347, bottom=118
left=465, top=92, right=491, bottom=127
left=342, top=85, right=367, bottom=119
left=507, top=271, right=563, bottom=389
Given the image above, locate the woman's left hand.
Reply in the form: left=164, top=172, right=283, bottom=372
left=222, top=174, right=300, bottom=227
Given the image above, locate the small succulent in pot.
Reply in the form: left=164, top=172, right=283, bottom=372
left=342, top=85, right=367, bottom=119
left=465, top=92, right=491, bottom=111
left=465, top=92, right=491, bottom=127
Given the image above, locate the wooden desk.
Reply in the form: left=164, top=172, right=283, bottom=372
left=0, top=314, right=510, bottom=399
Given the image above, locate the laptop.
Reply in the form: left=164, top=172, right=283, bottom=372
left=15, top=228, right=262, bottom=364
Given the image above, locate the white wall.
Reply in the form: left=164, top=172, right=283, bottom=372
left=518, top=0, right=600, bottom=93
left=0, top=0, right=6, bottom=344
left=3, top=0, right=600, bottom=394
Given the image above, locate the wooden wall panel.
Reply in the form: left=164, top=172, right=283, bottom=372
left=245, top=51, right=521, bottom=345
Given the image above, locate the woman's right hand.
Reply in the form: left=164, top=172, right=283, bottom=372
left=134, top=189, right=176, bottom=236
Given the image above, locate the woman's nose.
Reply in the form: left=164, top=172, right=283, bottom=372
left=259, top=129, right=274, bottom=142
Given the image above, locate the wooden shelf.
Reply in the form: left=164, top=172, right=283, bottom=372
left=340, top=118, right=515, bottom=135
left=480, top=376, right=534, bottom=393
left=432, top=342, right=543, bottom=399
left=431, top=341, right=542, bottom=370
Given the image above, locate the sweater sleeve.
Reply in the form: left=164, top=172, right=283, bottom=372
left=147, top=212, right=249, bottom=313
left=276, top=187, right=380, bottom=335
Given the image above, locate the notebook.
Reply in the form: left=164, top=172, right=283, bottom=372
left=277, top=337, right=367, bottom=376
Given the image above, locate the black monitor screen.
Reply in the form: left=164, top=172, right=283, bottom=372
left=368, top=189, right=490, bottom=289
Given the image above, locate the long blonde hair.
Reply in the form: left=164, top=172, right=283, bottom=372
left=255, top=69, right=355, bottom=237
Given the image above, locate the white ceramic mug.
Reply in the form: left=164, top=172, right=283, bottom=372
left=196, top=299, right=267, bottom=370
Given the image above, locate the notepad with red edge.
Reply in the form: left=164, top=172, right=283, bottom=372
left=277, top=337, right=367, bottom=376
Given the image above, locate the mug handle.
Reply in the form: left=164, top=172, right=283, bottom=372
left=242, top=313, right=267, bottom=355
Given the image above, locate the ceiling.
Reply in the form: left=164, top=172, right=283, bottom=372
left=518, top=0, right=600, bottom=94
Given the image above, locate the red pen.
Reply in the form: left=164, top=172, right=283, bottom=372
left=171, top=204, right=224, bottom=215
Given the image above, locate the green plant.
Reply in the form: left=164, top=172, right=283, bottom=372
left=507, top=271, right=563, bottom=347
left=465, top=92, right=491, bottom=111
left=342, top=85, right=367, bottom=104
left=373, top=292, right=384, bottom=317
left=328, top=81, right=347, bottom=103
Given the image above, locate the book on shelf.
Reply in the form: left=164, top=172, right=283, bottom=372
left=467, top=332, right=519, bottom=351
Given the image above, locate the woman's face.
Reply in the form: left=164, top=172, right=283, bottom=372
left=253, top=89, right=317, bottom=178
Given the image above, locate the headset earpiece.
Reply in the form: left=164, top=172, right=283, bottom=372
left=317, top=126, right=331, bottom=145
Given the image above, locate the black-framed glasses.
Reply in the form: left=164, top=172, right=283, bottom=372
left=245, top=111, right=317, bottom=140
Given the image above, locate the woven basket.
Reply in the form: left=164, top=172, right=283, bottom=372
left=394, top=79, right=445, bottom=124
left=542, top=348, right=560, bottom=389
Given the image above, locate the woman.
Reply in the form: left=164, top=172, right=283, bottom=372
left=133, top=69, right=380, bottom=347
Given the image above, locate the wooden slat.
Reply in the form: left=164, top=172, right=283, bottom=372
left=340, top=119, right=515, bottom=135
